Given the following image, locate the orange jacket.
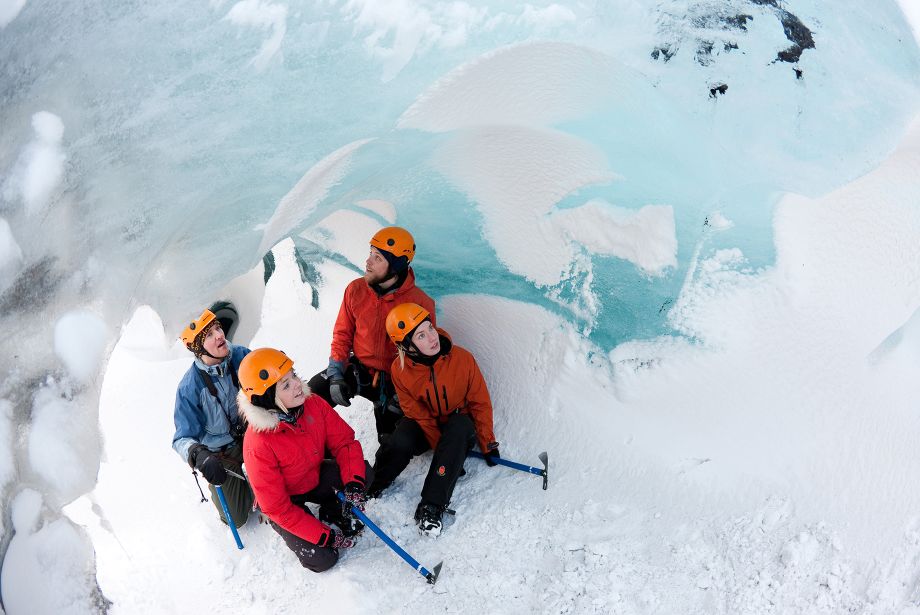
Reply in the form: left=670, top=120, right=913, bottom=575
left=390, top=329, right=496, bottom=453
left=330, top=268, right=435, bottom=374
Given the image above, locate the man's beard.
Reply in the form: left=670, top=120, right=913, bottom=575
left=364, top=269, right=393, bottom=286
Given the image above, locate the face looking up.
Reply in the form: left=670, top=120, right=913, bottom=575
left=411, top=320, right=440, bottom=356
left=201, top=323, right=229, bottom=359
left=364, top=246, right=392, bottom=285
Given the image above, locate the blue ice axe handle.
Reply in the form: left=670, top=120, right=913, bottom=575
left=335, top=490, right=442, bottom=584
left=215, top=485, right=244, bottom=550
left=468, top=450, right=549, bottom=490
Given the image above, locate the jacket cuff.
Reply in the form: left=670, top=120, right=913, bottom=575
left=326, top=359, right=347, bottom=380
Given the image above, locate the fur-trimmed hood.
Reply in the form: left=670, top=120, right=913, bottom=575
left=236, top=384, right=311, bottom=433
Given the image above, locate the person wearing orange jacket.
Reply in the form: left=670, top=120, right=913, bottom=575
left=237, top=348, right=373, bottom=572
left=307, top=226, right=436, bottom=442
left=368, top=303, right=500, bottom=537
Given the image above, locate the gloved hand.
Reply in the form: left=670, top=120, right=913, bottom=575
left=342, top=481, right=367, bottom=517
left=329, top=378, right=353, bottom=407
left=326, top=360, right=353, bottom=407
left=189, top=444, right=227, bottom=485
left=484, top=442, right=501, bottom=467
left=320, top=527, right=354, bottom=550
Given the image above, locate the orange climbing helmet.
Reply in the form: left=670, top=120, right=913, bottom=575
left=180, top=309, right=217, bottom=352
left=238, top=348, right=293, bottom=401
left=386, top=302, right=431, bottom=345
left=370, top=226, right=416, bottom=271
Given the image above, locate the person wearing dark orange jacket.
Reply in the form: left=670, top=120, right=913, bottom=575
left=369, top=303, right=500, bottom=537
left=238, top=348, right=373, bottom=573
left=307, top=226, right=436, bottom=442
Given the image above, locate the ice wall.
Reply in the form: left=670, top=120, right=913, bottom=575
left=0, top=0, right=918, bottom=611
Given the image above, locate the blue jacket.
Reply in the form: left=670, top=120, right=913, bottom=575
left=172, top=344, right=250, bottom=463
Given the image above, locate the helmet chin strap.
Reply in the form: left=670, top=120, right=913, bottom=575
left=380, top=268, right=400, bottom=286
left=404, top=340, right=422, bottom=357
left=197, top=346, right=229, bottom=365
left=378, top=266, right=407, bottom=289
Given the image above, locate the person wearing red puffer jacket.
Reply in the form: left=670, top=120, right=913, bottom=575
left=237, top=348, right=373, bottom=572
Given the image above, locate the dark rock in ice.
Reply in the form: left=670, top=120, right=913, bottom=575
left=651, top=45, right=677, bottom=62
left=651, top=0, right=814, bottom=75
left=774, top=9, right=815, bottom=64
left=696, top=40, right=715, bottom=65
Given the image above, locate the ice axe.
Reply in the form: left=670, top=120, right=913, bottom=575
left=225, top=468, right=247, bottom=482
left=215, top=485, right=244, bottom=550
left=467, top=451, right=549, bottom=490
left=335, top=490, right=443, bottom=584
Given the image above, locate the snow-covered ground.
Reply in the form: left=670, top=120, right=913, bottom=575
left=51, top=113, right=920, bottom=612
left=1, top=2, right=919, bottom=614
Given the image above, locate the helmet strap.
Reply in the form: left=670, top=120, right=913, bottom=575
left=402, top=334, right=440, bottom=366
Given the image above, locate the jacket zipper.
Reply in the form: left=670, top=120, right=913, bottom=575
left=428, top=366, right=444, bottom=418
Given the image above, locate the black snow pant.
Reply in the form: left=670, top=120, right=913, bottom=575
left=308, top=357, right=402, bottom=441
left=370, top=413, right=476, bottom=508
left=269, top=460, right=374, bottom=573
left=208, top=441, right=254, bottom=528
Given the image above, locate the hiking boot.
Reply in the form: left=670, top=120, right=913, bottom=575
left=414, top=502, right=443, bottom=537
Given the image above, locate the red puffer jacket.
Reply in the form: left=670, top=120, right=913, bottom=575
left=330, top=268, right=435, bottom=374
left=239, top=391, right=366, bottom=545
left=390, top=329, right=496, bottom=454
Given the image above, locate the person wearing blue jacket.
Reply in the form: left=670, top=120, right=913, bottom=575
left=173, top=308, right=254, bottom=527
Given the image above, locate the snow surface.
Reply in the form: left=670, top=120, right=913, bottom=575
left=299, top=209, right=383, bottom=270
left=28, top=382, right=102, bottom=505
left=0, top=216, right=23, bottom=293
left=3, top=489, right=103, bottom=614
left=53, top=310, right=109, bottom=384
left=72, top=129, right=920, bottom=612
left=257, top=138, right=373, bottom=256
left=0, top=400, right=14, bottom=528
left=222, top=0, right=288, bottom=71
left=398, top=42, right=623, bottom=132
left=1, top=111, right=66, bottom=217
left=341, top=2, right=580, bottom=82
left=0, top=0, right=26, bottom=29
left=433, top=125, right=618, bottom=287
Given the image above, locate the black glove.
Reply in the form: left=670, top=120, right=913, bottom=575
left=190, top=444, right=227, bottom=485
left=329, top=378, right=352, bottom=407
left=342, top=481, right=367, bottom=516
left=484, top=443, right=501, bottom=467
left=319, top=527, right=354, bottom=550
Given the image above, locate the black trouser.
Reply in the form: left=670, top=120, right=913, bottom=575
left=269, top=460, right=374, bottom=573
left=308, top=357, right=402, bottom=440
left=208, top=441, right=254, bottom=528
left=371, top=413, right=476, bottom=508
